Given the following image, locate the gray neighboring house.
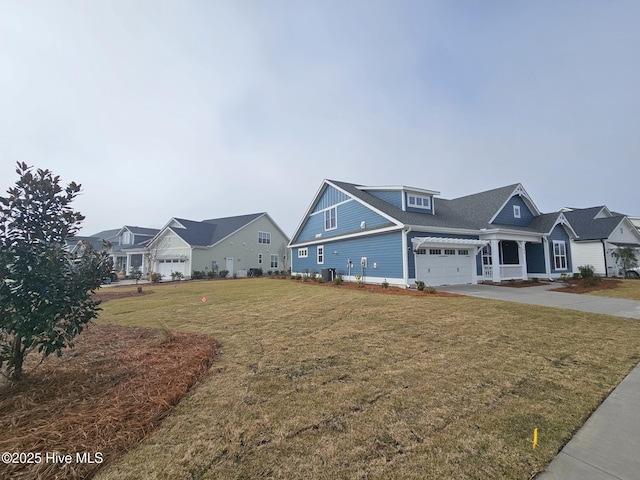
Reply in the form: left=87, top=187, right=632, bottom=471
left=108, top=226, right=160, bottom=275
left=146, top=212, right=289, bottom=279
left=561, top=206, right=640, bottom=276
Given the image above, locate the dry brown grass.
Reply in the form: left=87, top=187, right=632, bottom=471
left=0, top=324, right=218, bottom=480
left=90, top=279, right=640, bottom=480
left=587, top=278, right=640, bottom=300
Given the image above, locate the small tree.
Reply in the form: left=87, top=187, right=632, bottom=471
left=611, top=247, right=638, bottom=275
left=0, top=163, right=110, bottom=382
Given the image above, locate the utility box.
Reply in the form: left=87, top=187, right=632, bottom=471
left=322, top=268, right=336, bottom=282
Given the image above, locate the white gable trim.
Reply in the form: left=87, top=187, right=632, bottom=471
left=548, top=213, right=579, bottom=238
left=289, top=225, right=403, bottom=248
left=488, top=184, right=541, bottom=224
left=326, top=180, right=403, bottom=227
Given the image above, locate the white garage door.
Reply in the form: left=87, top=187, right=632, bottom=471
left=157, top=259, right=186, bottom=280
left=415, top=248, right=474, bottom=286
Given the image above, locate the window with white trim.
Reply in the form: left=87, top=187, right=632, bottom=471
left=317, top=245, right=324, bottom=264
left=429, top=248, right=442, bottom=255
left=415, top=248, right=427, bottom=254
left=553, top=240, right=568, bottom=270
left=258, top=253, right=263, bottom=264
left=513, top=205, right=521, bottom=219
left=408, top=194, right=431, bottom=210
left=444, top=249, right=456, bottom=255
left=270, top=254, right=278, bottom=268
left=324, top=207, right=337, bottom=231
left=258, top=231, right=271, bottom=244
left=298, top=248, right=308, bottom=258
left=458, top=249, right=469, bottom=256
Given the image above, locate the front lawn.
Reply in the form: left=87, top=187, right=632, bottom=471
left=87, top=278, right=640, bottom=479
left=588, top=278, right=640, bottom=300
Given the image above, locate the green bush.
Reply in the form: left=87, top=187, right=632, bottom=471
left=415, top=280, right=425, bottom=291
left=151, top=272, right=163, bottom=284
left=170, top=271, right=184, bottom=281
left=424, top=286, right=436, bottom=294
left=219, top=270, right=229, bottom=278
left=192, top=271, right=205, bottom=280
left=578, top=265, right=596, bottom=278
left=381, top=279, right=389, bottom=289
left=333, top=275, right=343, bottom=285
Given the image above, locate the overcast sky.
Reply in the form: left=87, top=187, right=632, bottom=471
left=1, top=1, right=639, bottom=237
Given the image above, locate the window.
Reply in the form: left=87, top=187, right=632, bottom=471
left=270, top=254, right=278, bottom=268
left=298, top=248, right=308, bottom=258
left=408, top=194, right=431, bottom=210
left=444, top=249, right=456, bottom=255
left=317, top=245, right=324, bottom=264
left=458, top=249, right=469, bottom=256
left=482, top=245, right=492, bottom=265
left=122, top=231, right=133, bottom=244
left=324, top=207, right=337, bottom=231
left=513, top=205, right=521, bottom=219
left=429, top=249, right=442, bottom=255
left=258, top=253, right=263, bottom=264
left=415, top=248, right=427, bottom=254
left=258, top=231, right=271, bottom=244
left=553, top=241, right=567, bottom=270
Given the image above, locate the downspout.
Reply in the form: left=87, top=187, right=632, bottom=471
left=601, top=239, right=608, bottom=277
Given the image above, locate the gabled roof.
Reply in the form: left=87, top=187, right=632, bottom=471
left=119, top=226, right=160, bottom=237
left=156, top=213, right=272, bottom=248
left=89, top=228, right=120, bottom=241
left=563, top=208, right=630, bottom=240
left=327, top=180, right=551, bottom=234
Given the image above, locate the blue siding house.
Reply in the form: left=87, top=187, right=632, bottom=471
left=289, top=180, right=578, bottom=287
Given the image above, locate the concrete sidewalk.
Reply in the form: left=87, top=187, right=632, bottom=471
left=439, top=283, right=640, bottom=479
left=439, top=283, right=640, bottom=319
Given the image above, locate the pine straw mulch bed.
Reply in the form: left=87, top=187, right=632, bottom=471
left=550, top=277, right=623, bottom=294
left=293, top=278, right=461, bottom=296
left=0, top=324, right=219, bottom=480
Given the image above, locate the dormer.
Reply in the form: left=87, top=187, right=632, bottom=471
left=357, top=185, right=440, bottom=215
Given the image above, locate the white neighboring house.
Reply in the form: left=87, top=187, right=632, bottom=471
left=561, top=206, right=640, bottom=276
left=146, top=212, right=290, bottom=280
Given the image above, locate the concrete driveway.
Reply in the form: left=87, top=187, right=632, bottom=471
left=438, top=283, right=640, bottom=319
left=439, top=282, right=640, bottom=479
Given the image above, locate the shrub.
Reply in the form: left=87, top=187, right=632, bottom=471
left=170, top=271, right=184, bottom=281
left=219, top=270, right=229, bottom=278
left=415, top=280, right=425, bottom=291
left=192, top=271, right=205, bottom=280
left=207, top=270, right=217, bottom=279
left=333, top=274, right=343, bottom=285
left=267, top=270, right=273, bottom=276
left=424, top=286, right=437, bottom=294
left=151, top=272, right=163, bottom=284
left=296, top=274, right=302, bottom=280
left=355, top=274, right=363, bottom=287
left=578, top=265, right=596, bottom=278
left=317, top=276, right=324, bottom=283
left=381, top=279, right=389, bottom=289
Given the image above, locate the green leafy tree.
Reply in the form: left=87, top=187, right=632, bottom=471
left=611, top=246, right=638, bottom=275
left=0, top=163, right=110, bottom=381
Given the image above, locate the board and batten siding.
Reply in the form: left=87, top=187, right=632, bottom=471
left=311, top=185, right=350, bottom=213
left=492, top=196, right=534, bottom=227
left=549, top=224, right=572, bottom=274
left=292, top=231, right=404, bottom=284
left=296, top=198, right=392, bottom=243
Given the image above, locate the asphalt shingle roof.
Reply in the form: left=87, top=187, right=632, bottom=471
left=563, top=208, right=625, bottom=240
left=170, top=213, right=264, bottom=247
left=327, top=180, right=558, bottom=235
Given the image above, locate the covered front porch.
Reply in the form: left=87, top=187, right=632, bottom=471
left=480, top=237, right=540, bottom=283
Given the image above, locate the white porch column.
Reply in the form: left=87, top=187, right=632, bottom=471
left=126, top=253, right=131, bottom=275
left=517, top=240, right=528, bottom=281
left=543, top=238, right=552, bottom=279
left=402, top=230, right=409, bottom=286
left=491, top=239, right=500, bottom=282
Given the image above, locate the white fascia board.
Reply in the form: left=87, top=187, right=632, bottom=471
left=407, top=225, right=481, bottom=236
left=289, top=180, right=332, bottom=245
left=327, top=180, right=404, bottom=227
left=550, top=213, right=579, bottom=239
left=356, top=185, right=441, bottom=196
left=488, top=184, right=541, bottom=224
left=610, top=217, right=640, bottom=243
left=289, top=225, right=403, bottom=248
left=479, top=228, right=542, bottom=243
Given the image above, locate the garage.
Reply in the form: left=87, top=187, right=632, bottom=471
left=412, top=237, right=487, bottom=286
left=156, top=258, right=186, bottom=280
